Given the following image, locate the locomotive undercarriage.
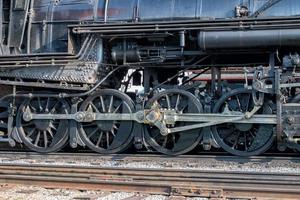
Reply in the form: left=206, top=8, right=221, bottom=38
left=0, top=18, right=300, bottom=156
left=2, top=64, right=298, bottom=157
left=0, top=63, right=299, bottom=156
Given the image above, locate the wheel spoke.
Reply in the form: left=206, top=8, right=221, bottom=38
left=108, top=96, right=114, bottom=113
left=47, top=129, right=54, bottom=138
left=162, top=136, right=168, bottom=148
left=244, top=132, right=248, bottom=151
left=106, top=131, right=110, bottom=148
left=253, top=127, right=259, bottom=133
left=34, top=131, right=41, bottom=146
left=43, top=131, right=48, bottom=148
left=96, top=131, right=104, bottom=147
left=90, top=103, right=100, bottom=113
left=245, top=94, right=251, bottom=112
left=165, top=95, right=171, bottom=110
left=50, top=101, right=59, bottom=113
left=113, top=124, right=118, bottom=130
left=113, top=103, right=122, bottom=113
left=235, top=95, right=242, bottom=112
left=226, top=100, right=234, bottom=111
left=180, top=104, right=188, bottom=113
left=248, top=130, right=255, bottom=138
left=175, top=94, right=180, bottom=111
left=37, top=97, right=43, bottom=111
left=50, top=123, right=57, bottom=131
left=27, top=128, right=35, bottom=138
left=29, top=104, right=37, bottom=112
left=111, top=129, right=116, bottom=137
left=232, top=132, right=241, bottom=149
left=87, top=128, right=98, bottom=138
left=45, top=97, right=50, bottom=112
left=172, top=135, right=176, bottom=145
left=100, top=96, right=106, bottom=112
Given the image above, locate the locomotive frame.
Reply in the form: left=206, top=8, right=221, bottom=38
left=0, top=0, right=299, bottom=156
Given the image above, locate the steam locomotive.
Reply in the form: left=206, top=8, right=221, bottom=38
left=0, top=0, right=299, bottom=156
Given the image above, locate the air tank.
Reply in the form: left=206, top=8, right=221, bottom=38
left=198, top=29, right=300, bottom=50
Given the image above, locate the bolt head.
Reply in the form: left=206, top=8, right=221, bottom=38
left=287, top=117, right=295, bottom=124
left=75, top=112, right=85, bottom=122
left=137, top=112, right=144, bottom=121
left=8, top=139, right=16, bottom=147
left=85, top=113, right=94, bottom=121
left=23, top=113, right=32, bottom=121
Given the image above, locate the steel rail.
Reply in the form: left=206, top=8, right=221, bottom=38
left=0, top=163, right=299, bottom=199
left=0, top=151, right=299, bottom=162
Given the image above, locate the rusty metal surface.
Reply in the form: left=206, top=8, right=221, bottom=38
left=1, top=151, right=300, bottom=162
left=0, top=164, right=299, bottom=199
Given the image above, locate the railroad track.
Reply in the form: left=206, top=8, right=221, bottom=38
left=0, top=151, right=299, bottom=162
left=0, top=151, right=300, bottom=172
left=0, top=152, right=299, bottom=199
left=0, top=162, right=299, bottom=199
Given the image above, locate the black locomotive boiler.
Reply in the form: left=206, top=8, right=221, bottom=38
left=0, top=0, right=299, bottom=156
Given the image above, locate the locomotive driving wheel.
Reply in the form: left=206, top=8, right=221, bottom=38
left=144, top=89, right=203, bottom=155
left=16, top=97, right=69, bottom=153
left=212, top=88, right=274, bottom=156
left=78, top=89, right=134, bottom=154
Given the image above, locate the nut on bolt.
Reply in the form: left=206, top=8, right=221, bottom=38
left=75, top=112, right=85, bottom=122
left=136, top=111, right=144, bottom=121
left=287, top=116, right=295, bottom=124
left=23, top=112, right=32, bottom=122
left=85, top=113, right=94, bottom=122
